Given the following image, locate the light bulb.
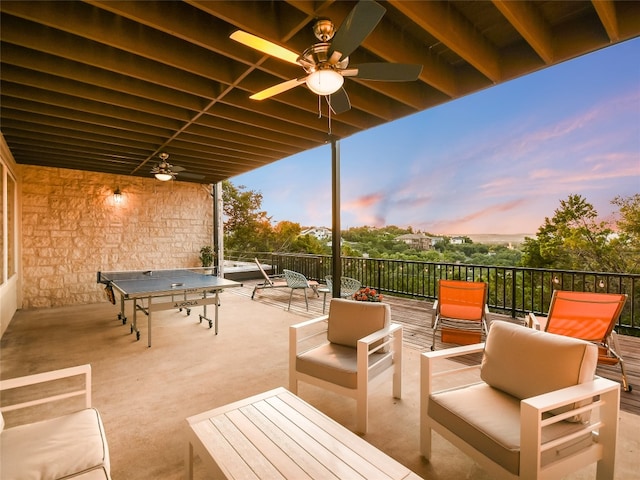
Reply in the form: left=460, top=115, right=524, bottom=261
left=305, top=70, right=344, bottom=96
left=155, top=173, right=173, bottom=182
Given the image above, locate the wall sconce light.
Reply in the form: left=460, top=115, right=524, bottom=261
left=113, top=187, right=122, bottom=204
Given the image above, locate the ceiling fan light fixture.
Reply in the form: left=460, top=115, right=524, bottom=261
left=306, top=70, right=344, bottom=96
left=155, top=172, right=173, bottom=182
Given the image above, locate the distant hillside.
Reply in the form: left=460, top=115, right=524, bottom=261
left=458, top=233, right=535, bottom=246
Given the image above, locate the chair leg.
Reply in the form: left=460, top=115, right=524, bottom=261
left=421, top=423, right=433, bottom=460
left=431, top=319, right=439, bottom=351
left=356, top=389, right=368, bottom=434
left=287, top=289, right=293, bottom=311
left=251, top=285, right=258, bottom=299
left=322, top=292, right=328, bottom=314
left=618, top=356, right=631, bottom=392
left=304, top=288, right=309, bottom=311
left=392, top=328, right=402, bottom=399
left=609, top=331, right=632, bottom=392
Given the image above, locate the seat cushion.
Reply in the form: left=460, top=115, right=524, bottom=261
left=296, top=343, right=392, bottom=389
left=327, top=299, right=390, bottom=348
left=480, top=321, right=597, bottom=421
left=0, top=408, right=110, bottom=480
left=429, top=383, right=593, bottom=476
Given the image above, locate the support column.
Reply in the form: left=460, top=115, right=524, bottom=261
left=330, top=137, right=341, bottom=299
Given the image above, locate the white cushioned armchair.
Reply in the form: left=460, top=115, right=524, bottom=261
left=289, top=298, right=402, bottom=434
left=421, top=321, right=620, bottom=479
left=0, top=364, right=111, bottom=479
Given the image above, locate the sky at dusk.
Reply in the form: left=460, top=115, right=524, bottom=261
left=231, top=38, right=640, bottom=235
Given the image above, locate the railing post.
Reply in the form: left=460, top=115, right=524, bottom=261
left=511, top=267, right=517, bottom=318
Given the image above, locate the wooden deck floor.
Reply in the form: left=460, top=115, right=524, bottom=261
left=237, top=279, right=640, bottom=415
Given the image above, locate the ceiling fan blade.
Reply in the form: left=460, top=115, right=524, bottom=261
left=230, top=30, right=300, bottom=65
left=250, top=77, right=307, bottom=100
left=328, top=0, right=386, bottom=63
left=327, top=87, right=351, bottom=115
left=172, top=165, right=186, bottom=172
left=342, top=63, right=423, bottom=81
left=180, top=172, right=206, bottom=180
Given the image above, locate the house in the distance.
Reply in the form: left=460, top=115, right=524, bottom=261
left=300, top=226, right=331, bottom=241
left=450, top=236, right=468, bottom=245
left=395, top=233, right=439, bottom=251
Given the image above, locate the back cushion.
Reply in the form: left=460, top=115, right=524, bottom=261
left=481, top=321, right=597, bottom=420
left=439, top=280, right=487, bottom=321
left=327, top=299, right=390, bottom=348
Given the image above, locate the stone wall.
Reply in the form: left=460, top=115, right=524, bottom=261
left=20, top=166, right=213, bottom=308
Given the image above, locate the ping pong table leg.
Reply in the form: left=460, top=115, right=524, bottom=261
left=147, top=295, right=152, bottom=347
left=118, top=294, right=127, bottom=324
left=214, top=291, right=219, bottom=334
left=198, top=290, right=220, bottom=334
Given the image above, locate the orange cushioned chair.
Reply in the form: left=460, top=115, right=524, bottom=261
left=528, top=290, right=630, bottom=392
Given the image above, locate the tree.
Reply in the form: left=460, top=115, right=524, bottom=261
left=609, top=194, right=640, bottom=273
left=521, top=194, right=638, bottom=273
left=222, top=180, right=272, bottom=253
left=271, top=220, right=301, bottom=251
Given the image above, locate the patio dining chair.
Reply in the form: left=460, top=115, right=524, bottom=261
left=282, top=269, right=319, bottom=311
left=528, top=290, right=630, bottom=392
left=431, top=279, right=488, bottom=351
left=318, top=275, right=362, bottom=313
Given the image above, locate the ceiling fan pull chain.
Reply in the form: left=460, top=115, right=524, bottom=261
left=327, top=96, right=333, bottom=135
left=317, top=94, right=322, bottom=119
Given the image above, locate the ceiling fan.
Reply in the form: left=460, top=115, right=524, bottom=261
left=230, top=0, right=423, bottom=115
left=150, top=153, right=204, bottom=182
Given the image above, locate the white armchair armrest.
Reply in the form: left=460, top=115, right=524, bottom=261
left=520, top=377, right=620, bottom=478
left=0, top=364, right=92, bottom=418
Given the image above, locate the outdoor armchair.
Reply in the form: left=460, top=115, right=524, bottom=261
left=421, top=321, right=620, bottom=479
left=528, top=290, right=630, bottom=392
left=431, top=279, right=489, bottom=350
left=0, top=364, right=111, bottom=479
left=289, top=298, right=402, bottom=434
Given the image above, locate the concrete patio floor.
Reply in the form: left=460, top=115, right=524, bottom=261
left=1, top=288, right=638, bottom=479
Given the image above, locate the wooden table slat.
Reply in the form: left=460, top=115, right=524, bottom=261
left=190, top=419, right=260, bottom=480
left=252, top=399, right=370, bottom=480
left=187, top=388, right=418, bottom=480
left=271, top=394, right=409, bottom=479
left=231, top=405, right=320, bottom=479
left=212, top=413, right=286, bottom=480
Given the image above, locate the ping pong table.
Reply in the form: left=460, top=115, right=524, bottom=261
left=97, top=268, right=242, bottom=347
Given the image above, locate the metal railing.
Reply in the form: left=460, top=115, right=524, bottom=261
left=257, top=253, right=640, bottom=336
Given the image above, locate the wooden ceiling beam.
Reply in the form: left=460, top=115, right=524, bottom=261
left=0, top=16, right=223, bottom=99
left=1, top=66, right=195, bottom=124
left=1, top=44, right=208, bottom=113
left=591, top=0, right=619, bottom=42
left=492, top=0, right=553, bottom=64
left=0, top=107, right=168, bottom=146
left=0, top=1, right=237, bottom=85
left=390, top=0, right=502, bottom=83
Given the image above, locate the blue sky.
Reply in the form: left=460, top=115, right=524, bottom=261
left=232, top=38, right=640, bottom=235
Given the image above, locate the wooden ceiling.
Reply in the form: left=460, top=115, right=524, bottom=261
left=1, top=1, right=638, bottom=185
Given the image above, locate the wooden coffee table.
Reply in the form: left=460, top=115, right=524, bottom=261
left=186, top=387, right=421, bottom=479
